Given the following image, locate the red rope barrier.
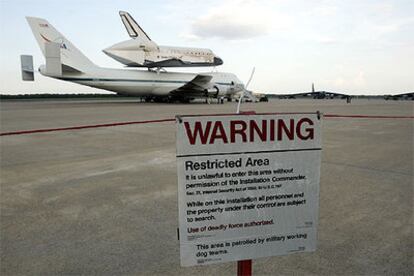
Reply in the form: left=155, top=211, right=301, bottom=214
left=1, top=114, right=412, bottom=136
left=0, top=118, right=175, bottom=136
left=324, top=114, right=414, bottom=119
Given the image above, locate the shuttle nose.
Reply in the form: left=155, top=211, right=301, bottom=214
left=102, top=47, right=114, bottom=57
left=102, top=47, right=113, bottom=59
left=214, top=56, right=223, bottom=65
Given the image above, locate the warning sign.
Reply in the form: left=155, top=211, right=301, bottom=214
left=176, top=113, right=322, bottom=267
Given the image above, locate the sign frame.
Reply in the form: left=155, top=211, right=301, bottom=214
left=176, top=112, right=322, bottom=267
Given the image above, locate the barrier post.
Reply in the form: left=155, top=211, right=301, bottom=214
left=237, top=260, right=252, bottom=276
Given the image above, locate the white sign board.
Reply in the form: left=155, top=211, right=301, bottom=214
left=176, top=113, right=321, bottom=267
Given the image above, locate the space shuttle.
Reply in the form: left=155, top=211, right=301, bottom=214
left=103, top=11, right=223, bottom=68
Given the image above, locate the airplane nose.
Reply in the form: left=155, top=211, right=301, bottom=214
left=38, top=65, right=46, bottom=75
left=214, top=56, right=223, bottom=65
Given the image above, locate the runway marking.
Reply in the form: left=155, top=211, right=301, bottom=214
left=1, top=114, right=413, bottom=136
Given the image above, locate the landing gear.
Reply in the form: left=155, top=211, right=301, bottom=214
left=166, top=96, right=191, bottom=103
left=143, top=96, right=152, bottom=102
left=153, top=97, right=165, bottom=103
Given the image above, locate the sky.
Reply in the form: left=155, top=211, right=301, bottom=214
left=0, top=0, right=413, bottom=95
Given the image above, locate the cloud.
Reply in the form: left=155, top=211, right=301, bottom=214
left=178, top=33, right=202, bottom=42
left=353, top=71, right=366, bottom=86
left=322, top=70, right=367, bottom=90
left=312, top=34, right=341, bottom=45
left=191, top=17, right=268, bottom=40
left=184, top=0, right=291, bottom=40
left=370, top=2, right=394, bottom=15
left=309, top=4, right=338, bottom=17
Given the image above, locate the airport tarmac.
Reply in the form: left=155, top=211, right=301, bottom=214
left=0, top=99, right=413, bottom=275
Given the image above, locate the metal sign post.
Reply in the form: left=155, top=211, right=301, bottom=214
left=236, top=111, right=256, bottom=276
left=237, top=259, right=252, bottom=276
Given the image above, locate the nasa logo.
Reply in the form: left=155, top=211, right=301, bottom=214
left=40, top=34, right=68, bottom=50
left=39, top=23, right=49, bottom=27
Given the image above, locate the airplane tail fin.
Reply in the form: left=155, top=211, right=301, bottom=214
left=26, top=17, right=96, bottom=72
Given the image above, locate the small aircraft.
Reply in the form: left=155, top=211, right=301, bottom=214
left=102, top=11, right=223, bottom=68
left=22, top=17, right=246, bottom=103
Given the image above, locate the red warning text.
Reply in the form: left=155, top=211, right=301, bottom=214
left=184, top=118, right=315, bottom=145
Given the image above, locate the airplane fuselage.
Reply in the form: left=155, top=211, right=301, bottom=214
left=103, top=39, right=223, bottom=68
left=40, top=65, right=242, bottom=98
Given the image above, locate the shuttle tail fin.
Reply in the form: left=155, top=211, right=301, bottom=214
left=119, top=11, right=152, bottom=43
left=26, top=17, right=96, bottom=72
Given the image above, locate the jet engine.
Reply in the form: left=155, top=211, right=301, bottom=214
left=204, top=86, right=226, bottom=98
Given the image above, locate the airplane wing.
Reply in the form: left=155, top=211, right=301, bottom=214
left=171, top=74, right=213, bottom=97
left=119, top=11, right=152, bottom=42
left=177, top=74, right=213, bottom=90
left=144, top=59, right=196, bottom=68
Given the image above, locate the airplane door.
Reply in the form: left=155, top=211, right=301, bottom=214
left=229, top=81, right=235, bottom=93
